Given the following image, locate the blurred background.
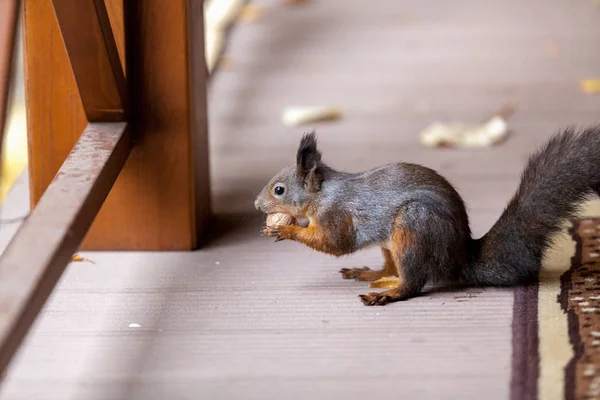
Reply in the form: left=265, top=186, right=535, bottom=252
left=4, top=0, right=600, bottom=234
left=206, top=0, right=600, bottom=239
left=1, top=19, right=25, bottom=203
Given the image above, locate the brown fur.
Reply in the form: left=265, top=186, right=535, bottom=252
left=391, top=217, right=414, bottom=256
left=340, top=248, right=399, bottom=281
left=263, top=216, right=354, bottom=257
left=369, top=276, right=401, bottom=288
left=359, top=217, right=413, bottom=306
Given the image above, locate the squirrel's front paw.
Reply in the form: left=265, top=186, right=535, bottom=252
left=262, top=225, right=285, bottom=242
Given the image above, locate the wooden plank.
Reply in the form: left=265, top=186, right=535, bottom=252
left=0, top=121, right=131, bottom=376
left=0, top=0, right=20, bottom=152
left=50, top=0, right=127, bottom=121
left=24, top=0, right=210, bottom=250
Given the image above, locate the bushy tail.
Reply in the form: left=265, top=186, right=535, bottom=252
left=466, top=126, right=600, bottom=286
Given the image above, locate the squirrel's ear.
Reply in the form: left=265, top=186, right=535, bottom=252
left=296, top=131, right=321, bottom=171
left=296, top=131, right=323, bottom=192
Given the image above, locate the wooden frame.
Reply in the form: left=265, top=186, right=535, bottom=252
left=0, top=0, right=210, bottom=376
left=24, top=0, right=210, bottom=251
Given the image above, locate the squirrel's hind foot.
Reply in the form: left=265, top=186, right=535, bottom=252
left=359, top=286, right=417, bottom=306
left=359, top=288, right=403, bottom=306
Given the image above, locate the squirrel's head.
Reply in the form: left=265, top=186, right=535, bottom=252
left=254, top=131, right=324, bottom=217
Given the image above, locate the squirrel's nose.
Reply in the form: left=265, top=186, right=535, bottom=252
left=254, top=199, right=261, bottom=211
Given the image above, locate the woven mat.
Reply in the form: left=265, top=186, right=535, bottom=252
left=511, top=201, right=600, bottom=400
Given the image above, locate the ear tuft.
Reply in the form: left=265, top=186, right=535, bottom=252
left=296, top=131, right=324, bottom=192
left=296, top=131, right=321, bottom=172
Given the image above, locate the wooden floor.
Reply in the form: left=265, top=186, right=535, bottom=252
left=2, top=0, right=600, bottom=399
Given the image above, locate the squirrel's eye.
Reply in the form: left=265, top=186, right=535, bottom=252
left=274, top=186, right=285, bottom=196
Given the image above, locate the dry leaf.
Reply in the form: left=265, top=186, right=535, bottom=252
left=580, top=79, right=600, bottom=94
left=71, top=253, right=95, bottom=264
left=419, top=116, right=508, bottom=149
left=282, top=106, right=342, bottom=126
left=419, top=100, right=515, bottom=149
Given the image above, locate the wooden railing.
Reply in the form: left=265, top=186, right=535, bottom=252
left=0, top=0, right=210, bottom=376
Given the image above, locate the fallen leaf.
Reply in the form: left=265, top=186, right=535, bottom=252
left=71, top=253, right=95, bottom=264
left=281, top=106, right=342, bottom=126
left=580, top=79, right=600, bottom=94
left=419, top=116, right=509, bottom=149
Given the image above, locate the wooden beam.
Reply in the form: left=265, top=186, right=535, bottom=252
left=0, top=0, right=20, bottom=151
left=0, top=122, right=131, bottom=376
left=104, top=0, right=125, bottom=76
left=24, top=0, right=210, bottom=250
left=50, top=0, right=127, bottom=121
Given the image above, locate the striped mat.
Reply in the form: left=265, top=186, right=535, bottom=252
left=511, top=201, right=600, bottom=400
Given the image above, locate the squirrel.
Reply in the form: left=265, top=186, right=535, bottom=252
left=254, top=127, right=600, bottom=306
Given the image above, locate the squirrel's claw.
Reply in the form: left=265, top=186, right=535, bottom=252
left=359, top=293, right=388, bottom=306
left=262, top=225, right=285, bottom=242
left=359, top=291, right=401, bottom=306
left=340, top=267, right=370, bottom=280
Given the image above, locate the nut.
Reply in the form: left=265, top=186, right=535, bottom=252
left=266, top=213, right=297, bottom=227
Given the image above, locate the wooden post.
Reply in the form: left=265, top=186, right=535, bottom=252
left=23, top=0, right=211, bottom=250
